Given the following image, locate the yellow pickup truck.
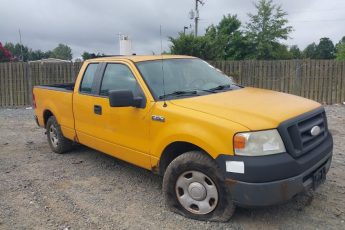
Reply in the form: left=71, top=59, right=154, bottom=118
left=33, top=55, right=333, bottom=221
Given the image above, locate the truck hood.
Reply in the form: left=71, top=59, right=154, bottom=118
left=170, top=87, right=321, bottom=130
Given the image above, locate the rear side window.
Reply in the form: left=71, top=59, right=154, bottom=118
left=80, top=63, right=98, bottom=94
left=100, top=64, right=141, bottom=97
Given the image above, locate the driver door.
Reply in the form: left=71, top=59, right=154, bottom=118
left=91, top=62, right=152, bottom=169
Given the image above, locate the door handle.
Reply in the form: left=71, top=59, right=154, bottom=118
left=94, top=105, right=102, bottom=115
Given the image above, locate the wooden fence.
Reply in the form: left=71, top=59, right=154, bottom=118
left=0, top=62, right=83, bottom=107
left=210, top=60, right=345, bottom=104
left=0, top=60, right=344, bottom=107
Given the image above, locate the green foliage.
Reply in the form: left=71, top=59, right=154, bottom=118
left=51, top=44, right=72, bottom=60
left=170, top=14, right=254, bottom=60
left=28, top=49, right=49, bottom=60
left=289, top=45, right=302, bottom=59
left=5, top=42, right=30, bottom=61
left=335, top=36, right=345, bottom=60
left=336, top=43, right=345, bottom=60
left=82, top=52, right=106, bottom=60
left=271, top=44, right=291, bottom=59
left=245, top=0, right=293, bottom=59
left=4, top=42, right=72, bottom=61
left=169, top=0, right=295, bottom=60
left=317, top=37, right=335, bottom=59
left=303, top=38, right=336, bottom=59
left=82, top=52, right=95, bottom=60
left=205, top=14, right=254, bottom=60
left=303, top=42, right=318, bottom=59
left=169, top=33, right=216, bottom=60
left=336, top=36, right=345, bottom=49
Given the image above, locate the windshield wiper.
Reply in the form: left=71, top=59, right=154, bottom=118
left=203, top=84, right=231, bottom=93
left=159, top=90, right=198, bottom=99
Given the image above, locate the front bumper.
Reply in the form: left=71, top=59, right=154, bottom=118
left=216, top=133, right=333, bottom=207
left=226, top=153, right=331, bottom=207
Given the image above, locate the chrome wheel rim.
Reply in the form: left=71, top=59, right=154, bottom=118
left=49, top=125, right=58, bottom=148
left=175, top=170, right=218, bottom=215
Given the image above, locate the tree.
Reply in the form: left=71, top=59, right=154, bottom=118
left=336, top=36, right=345, bottom=47
left=303, top=42, right=318, bottom=59
left=335, top=36, right=345, bottom=60
left=3, top=42, right=74, bottom=61
left=51, top=44, right=72, bottom=60
left=245, top=0, right=293, bottom=59
left=304, top=38, right=336, bottom=59
left=289, top=45, right=302, bottom=59
left=5, top=42, right=53, bottom=61
left=336, top=44, right=345, bottom=60
left=169, top=33, right=216, bottom=60
left=317, top=37, right=335, bottom=59
left=169, top=14, right=255, bottom=60
left=82, top=52, right=96, bottom=60
left=0, top=42, right=12, bottom=62
left=82, top=52, right=106, bottom=60
left=28, top=49, right=50, bottom=60
left=272, top=43, right=291, bottom=59
left=205, top=14, right=254, bottom=60
left=4, top=42, right=29, bottom=61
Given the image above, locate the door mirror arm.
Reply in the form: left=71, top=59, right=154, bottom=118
left=133, top=97, right=145, bottom=108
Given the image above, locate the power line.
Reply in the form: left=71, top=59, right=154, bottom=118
left=288, top=7, right=345, bottom=15
left=290, top=18, right=345, bottom=23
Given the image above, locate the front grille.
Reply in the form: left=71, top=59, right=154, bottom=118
left=278, top=107, right=329, bottom=158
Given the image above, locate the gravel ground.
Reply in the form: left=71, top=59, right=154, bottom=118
left=0, top=105, right=344, bottom=230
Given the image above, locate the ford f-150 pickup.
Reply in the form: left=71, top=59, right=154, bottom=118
left=33, top=55, right=333, bottom=222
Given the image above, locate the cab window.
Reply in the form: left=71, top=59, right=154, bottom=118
left=80, top=63, right=98, bottom=94
left=100, top=64, right=141, bottom=97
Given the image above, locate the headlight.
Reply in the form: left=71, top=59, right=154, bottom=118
left=233, top=129, right=286, bottom=156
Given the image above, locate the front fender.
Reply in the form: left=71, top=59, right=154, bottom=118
left=149, top=104, right=249, bottom=160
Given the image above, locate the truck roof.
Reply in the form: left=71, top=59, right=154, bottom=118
left=87, top=55, right=195, bottom=63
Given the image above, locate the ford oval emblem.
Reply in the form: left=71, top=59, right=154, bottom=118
left=310, top=126, right=321, bottom=136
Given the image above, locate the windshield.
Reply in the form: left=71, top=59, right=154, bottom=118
left=136, top=58, right=235, bottom=99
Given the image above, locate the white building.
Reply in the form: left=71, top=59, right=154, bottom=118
left=119, top=34, right=132, bottom=55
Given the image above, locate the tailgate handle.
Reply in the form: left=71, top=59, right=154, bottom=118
left=94, top=105, right=102, bottom=115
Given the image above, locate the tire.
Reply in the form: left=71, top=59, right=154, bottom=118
left=162, top=151, right=235, bottom=222
left=46, top=116, right=73, bottom=154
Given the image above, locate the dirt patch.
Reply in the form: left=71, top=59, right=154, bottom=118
left=0, top=106, right=344, bottom=229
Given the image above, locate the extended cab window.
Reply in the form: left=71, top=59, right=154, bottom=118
left=100, top=64, right=141, bottom=97
left=80, top=63, right=98, bottom=94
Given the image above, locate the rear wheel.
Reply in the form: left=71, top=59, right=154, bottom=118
left=46, top=116, right=73, bottom=154
left=163, top=151, right=235, bottom=222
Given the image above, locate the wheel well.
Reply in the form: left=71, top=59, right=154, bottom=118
left=43, top=110, right=54, bottom=127
left=158, top=142, right=203, bottom=175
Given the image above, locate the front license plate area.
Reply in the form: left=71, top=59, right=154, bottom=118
left=313, top=166, right=326, bottom=190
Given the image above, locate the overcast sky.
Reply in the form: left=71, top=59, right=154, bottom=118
left=1, top=0, right=345, bottom=59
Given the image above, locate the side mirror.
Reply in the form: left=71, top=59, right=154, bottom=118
left=108, top=90, right=145, bottom=108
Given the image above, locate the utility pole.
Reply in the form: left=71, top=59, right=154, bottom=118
left=194, top=0, right=204, bottom=37
left=19, top=29, right=23, bottom=61
left=183, top=26, right=188, bottom=35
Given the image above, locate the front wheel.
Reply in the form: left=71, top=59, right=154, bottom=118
left=162, top=151, right=235, bottom=222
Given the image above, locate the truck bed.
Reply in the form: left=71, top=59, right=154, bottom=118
left=33, top=84, right=75, bottom=140
left=35, top=83, right=75, bottom=92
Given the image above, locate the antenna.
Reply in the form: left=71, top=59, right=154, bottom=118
left=160, top=25, right=167, bottom=107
